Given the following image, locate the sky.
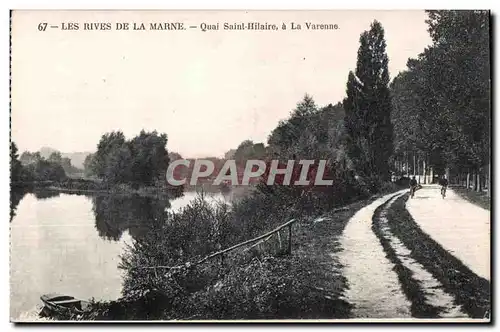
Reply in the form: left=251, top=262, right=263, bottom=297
left=11, top=10, right=432, bottom=158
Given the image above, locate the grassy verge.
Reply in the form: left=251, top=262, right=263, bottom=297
left=42, top=182, right=405, bottom=321
left=385, top=194, right=490, bottom=318
left=452, top=186, right=491, bottom=211
left=99, top=198, right=377, bottom=320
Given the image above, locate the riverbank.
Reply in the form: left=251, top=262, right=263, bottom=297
left=40, top=182, right=405, bottom=321
left=12, top=179, right=186, bottom=199
left=11, top=178, right=256, bottom=201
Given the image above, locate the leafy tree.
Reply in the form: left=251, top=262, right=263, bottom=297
left=48, top=151, right=63, bottom=164
left=390, top=10, right=490, bottom=191
left=343, top=20, right=393, bottom=183
left=10, top=142, right=22, bottom=183
left=91, top=130, right=169, bottom=186
left=19, top=151, right=42, bottom=166
left=233, top=140, right=267, bottom=163
left=128, top=130, right=169, bottom=186
left=224, top=149, right=236, bottom=160
left=268, top=94, right=318, bottom=158
left=26, top=159, right=66, bottom=181
left=83, top=153, right=96, bottom=177
left=106, top=145, right=133, bottom=184
left=93, top=131, right=128, bottom=179
left=168, top=152, right=183, bottom=162
left=425, top=10, right=490, bottom=171
left=234, top=140, right=254, bottom=162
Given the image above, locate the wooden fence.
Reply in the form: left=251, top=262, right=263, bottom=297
left=135, top=218, right=298, bottom=272
left=134, top=188, right=316, bottom=273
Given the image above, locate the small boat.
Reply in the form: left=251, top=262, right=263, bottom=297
left=40, top=293, right=91, bottom=316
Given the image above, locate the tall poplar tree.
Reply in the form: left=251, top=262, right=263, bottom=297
left=343, top=20, right=393, bottom=183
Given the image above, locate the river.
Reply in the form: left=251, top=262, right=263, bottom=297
left=9, top=189, right=234, bottom=321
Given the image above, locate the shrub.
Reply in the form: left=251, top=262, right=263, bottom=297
left=183, top=255, right=351, bottom=320
left=379, top=181, right=400, bottom=194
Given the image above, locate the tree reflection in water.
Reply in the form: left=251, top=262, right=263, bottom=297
left=10, top=188, right=28, bottom=222
left=33, top=189, right=61, bottom=200
left=92, top=195, right=172, bottom=241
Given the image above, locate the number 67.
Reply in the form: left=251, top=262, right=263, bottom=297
left=38, top=23, right=47, bottom=31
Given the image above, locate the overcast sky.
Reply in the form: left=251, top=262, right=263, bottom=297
left=12, top=10, right=432, bottom=158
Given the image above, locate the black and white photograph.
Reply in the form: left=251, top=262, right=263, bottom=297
left=9, top=9, right=491, bottom=322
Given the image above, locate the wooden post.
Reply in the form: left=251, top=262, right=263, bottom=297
left=277, top=230, right=282, bottom=251
left=288, top=224, right=292, bottom=255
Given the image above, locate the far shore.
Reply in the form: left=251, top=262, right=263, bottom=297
left=11, top=178, right=255, bottom=200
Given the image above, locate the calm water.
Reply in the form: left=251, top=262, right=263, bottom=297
left=9, top=189, right=232, bottom=320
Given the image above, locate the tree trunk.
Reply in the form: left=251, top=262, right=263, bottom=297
left=476, top=172, right=482, bottom=192
left=406, top=152, right=409, bottom=177
left=413, top=154, right=416, bottom=177
left=423, top=158, right=427, bottom=184
left=416, top=156, right=420, bottom=183
left=466, top=172, right=471, bottom=190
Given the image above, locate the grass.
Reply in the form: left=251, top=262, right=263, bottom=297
left=40, top=182, right=406, bottom=321
left=175, top=193, right=401, bottom=320
left=384, top=194, right=490, bottom=318
left=452, top=186, right=491, bottom=211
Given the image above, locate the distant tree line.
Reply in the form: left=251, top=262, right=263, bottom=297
left=11, top=142, right=68, bottom=183
left=21, top=150, right=82, bottom=175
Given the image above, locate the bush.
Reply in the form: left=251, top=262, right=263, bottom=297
left=180, top=255, right=350, bottom=320
left=26, top=160, right=66, bottom=182
left=379, top=181, right=400, bottom=194
left=395, top=176, right=411, bottom=187
left=119, top=195, right=235, bottom=305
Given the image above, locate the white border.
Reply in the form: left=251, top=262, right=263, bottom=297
left=2, top=1, right=497, bottom=331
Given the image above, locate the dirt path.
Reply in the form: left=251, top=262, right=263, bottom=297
left=338, top=187, right=490, bottom=320
left=338, top=190, right=411, bottom=318
left=406, top=185, right=490, bottom=281
left=372, top=193, right=469, bottom=318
